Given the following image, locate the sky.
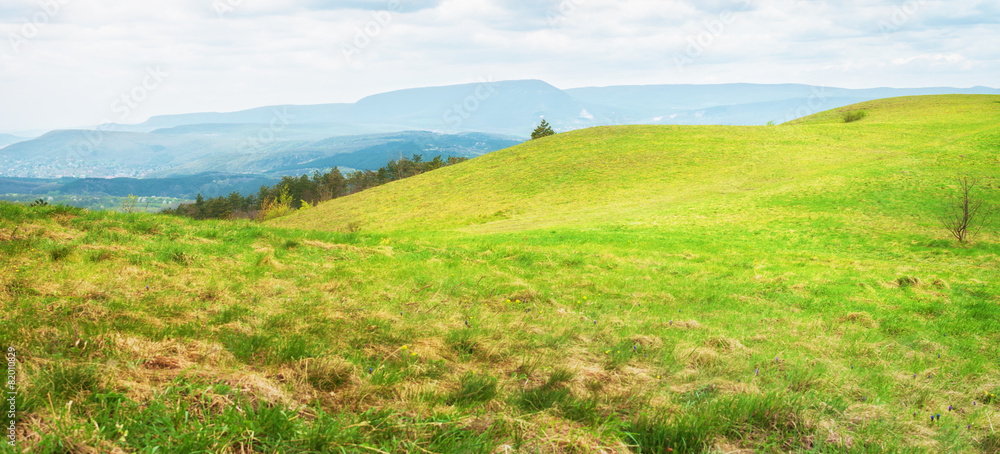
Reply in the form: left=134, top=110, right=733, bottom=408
left=0, top=0, right=997, bottom=134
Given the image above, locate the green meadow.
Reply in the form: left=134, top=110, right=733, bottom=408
left=1, top=95, right=999, bottom=453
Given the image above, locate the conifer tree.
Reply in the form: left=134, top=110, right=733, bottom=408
left=531, top=119, right=555, bottom=140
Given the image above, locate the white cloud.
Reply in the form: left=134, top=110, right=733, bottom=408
left=0, top=0, right=997, bottom=133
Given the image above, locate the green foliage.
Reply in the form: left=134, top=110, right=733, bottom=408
left=531, top=119, right=555, bottom=139
left=257, top=185, right=294, bottom=222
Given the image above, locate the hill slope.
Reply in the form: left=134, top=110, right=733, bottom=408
left=4, top=95, right=1000, bottom=453
left=277, top=95, right=1000, bottom=234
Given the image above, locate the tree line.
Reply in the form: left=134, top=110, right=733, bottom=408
left=162, top=154, right=468, bottom=220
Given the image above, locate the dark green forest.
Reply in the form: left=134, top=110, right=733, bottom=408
left=162, top=154, right=467, bottom=220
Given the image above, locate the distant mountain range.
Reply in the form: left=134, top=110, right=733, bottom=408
left=98, top=80, right=1000, bottom=135
left=2, top=80, right=998, bottom=183
left=0, top=134, right=27, bottom=148
left=1, top=130, right=521, bottom=179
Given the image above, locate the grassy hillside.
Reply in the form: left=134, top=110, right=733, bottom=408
left=2, top=95, right=999, bottom=453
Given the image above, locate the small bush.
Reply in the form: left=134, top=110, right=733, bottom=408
left=257, top=186, right=294, bottom=222
left=843, top=110, right=868, bottom=123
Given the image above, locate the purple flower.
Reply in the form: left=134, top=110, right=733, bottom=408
left=755, top=368, right=759, bottom=376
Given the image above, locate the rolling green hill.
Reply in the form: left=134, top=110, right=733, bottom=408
left=2, top=95, right=999, bottom=453
left=277, top=95, right=1000, bottom=234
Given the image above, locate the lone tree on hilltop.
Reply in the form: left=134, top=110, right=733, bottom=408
left=531, top=119, right=555, bottom=140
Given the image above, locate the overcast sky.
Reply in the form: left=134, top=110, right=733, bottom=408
left=1, top=0, right=997, bottom=134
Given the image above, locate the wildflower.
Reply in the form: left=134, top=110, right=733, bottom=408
left=948, top=405, right=952, bottom=411
left=605, top=350, right=610, bottom=354
left=755, top=368, right=759, bottom=376
left=401, top=346, right=408, bottom=350
left=411, top=352, right=417, bottom=357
